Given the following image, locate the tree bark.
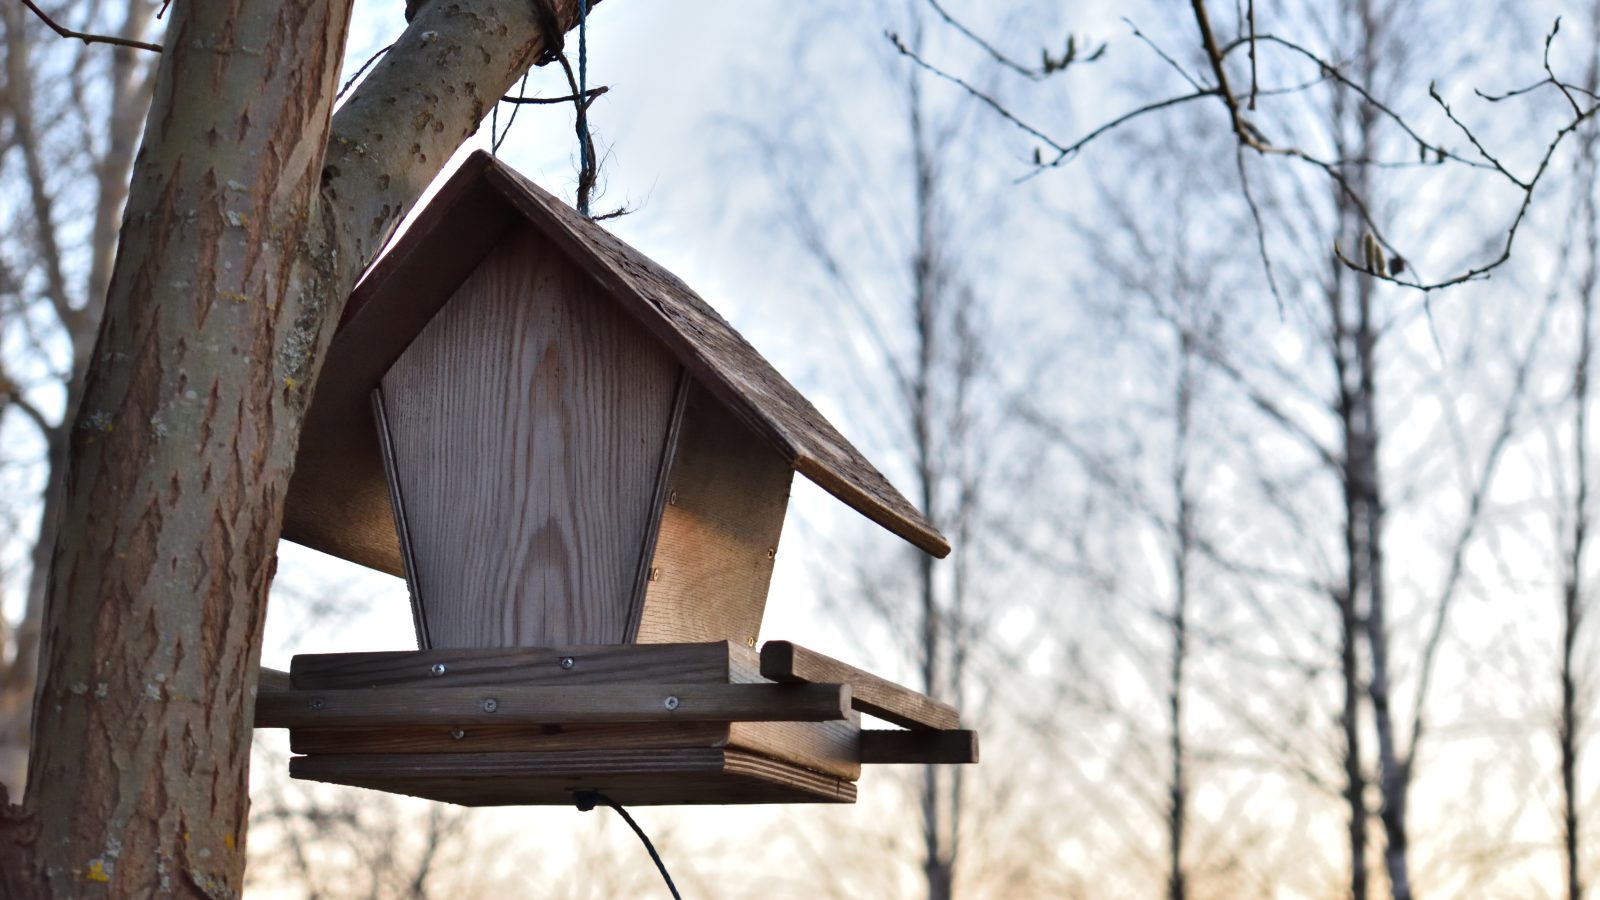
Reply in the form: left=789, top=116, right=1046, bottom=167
left=0, top=0, right=598, bottom=894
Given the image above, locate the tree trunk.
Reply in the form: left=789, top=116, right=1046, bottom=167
left=1166, top=338, right=1195, bottom=900
left=0, top=0, right=157, bottom=796
left=0, top=0, right=597, bottom=894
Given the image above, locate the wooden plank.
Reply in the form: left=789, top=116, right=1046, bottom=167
left=289, top=748, right=856, bottom=806
left=288, top=718, right=863, bottom=780
left=257, top=668, right=292, bottom=692
left=289, top=643, right=735, bottom=690
left=282, top=154, right=516, bottom=574
left=380, top=223, right=681, bottom=647
left=634, top=382, right=793, bottom=645
left=371, top=386, right=431, bottom=647
left=291, top=722, right=738, bottom=754
left=760, top=641, right=959, bottom=730
left=255, top=683, right=851, bottom=729
left=624, top=369, right=690, bottom=638
left=858, top=729, right=978, bottom=765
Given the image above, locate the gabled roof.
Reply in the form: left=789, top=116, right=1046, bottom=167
left=282, top=151, right=949, bottom=574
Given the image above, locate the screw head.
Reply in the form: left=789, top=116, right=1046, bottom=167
left=481, top=698, right=498, bottom=713
left=450, top=728, right=465, bottom=740
left=664, top=695, right=680, bottom=711
left=766, top=547, right=776, bottom=559
left=430, top=663, right=447, bottom=677
left=560, top=657, right=575, bottom=670
left=668, top=490, right=679, bottom=505
left=309, top=698, right=325, bottom=710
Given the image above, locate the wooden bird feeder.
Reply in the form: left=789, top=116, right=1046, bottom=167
left=254, top=151, right=977, bottom=806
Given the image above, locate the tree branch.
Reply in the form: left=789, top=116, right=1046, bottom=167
left=18, top=0, right=161, bottom=52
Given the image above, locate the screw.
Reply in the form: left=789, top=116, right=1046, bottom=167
left=668, top=490, right=679, bottom=505
left=482, top=698, right=498, bottom=713
left=430, top=663, right=447, bottom=677
left=766, top=547, right=776, bottom=559
left=309, top=698, right=325, bottom=710
left=664, top=695, right=680, bottom=711
left=451, top=728, right=465, bottom=740
left=560, top=657, right=575, bottom=670
left=648, top=567, right=661, bottom=582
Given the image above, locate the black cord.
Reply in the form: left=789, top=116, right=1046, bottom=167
left=574, top=791, right=681, bottom=899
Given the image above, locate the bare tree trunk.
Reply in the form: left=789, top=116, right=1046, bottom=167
left=18, top=2, right=356, bottom=891
left=1328, top=62, right=1370, bottom=900
left=0, top=0, right=596, bottom=894
left=0, top=0, right=157, bottom=795
left=1166, top=337, right=1196, bottom=900
left=1564, top=222, right=1591, bottom=900
left=1561, top=28, right=1600, bottom=891
left=1341, top=3, right=1409, bottom=895
left=908, top=24, right=954, bottom=897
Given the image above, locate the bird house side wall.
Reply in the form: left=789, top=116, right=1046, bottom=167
left=631, top=382, right=793, bottom=646
left=378, top=224, right=681, bottom=647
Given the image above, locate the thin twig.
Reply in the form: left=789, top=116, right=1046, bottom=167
left=501, top=85, right=608, bottom=105
left=888, top=30, right=1087, bottom=158
left=1247, top=0, right=1258, bottom=109
left=336, top=42, right=393, bottom=102
left=19, top=0, right=161, bottom=52
left=924, top=0, right=1042, bottom=80
left=1123, top=18, right=1204, bottom=92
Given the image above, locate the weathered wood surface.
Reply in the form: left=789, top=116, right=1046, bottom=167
left=282, top=165, right=517, bottom=575
left=281, top=152, right=949, bottom=582
left=290, top=748, right=857, bottom=806
left=761, top=641, right=960, bottom=730
left=858, top=729, right=979, bottom=765
left=484, top=157, right=950, bottom=558
left=258, top=667, right=293, bottom=693
left=289, top=718, right=863, bottom=780
left=288, top=643, right=737, bottom=689
left=255, top=683, right=851, bottom=728
left=381, top=224, right=680, bottom=647
left=276, top=645, right=865, bottom=779
left=634, top=382, right=792, bottom=645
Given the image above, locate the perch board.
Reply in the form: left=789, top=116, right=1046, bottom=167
left=289, top=748, right=857, bottom=806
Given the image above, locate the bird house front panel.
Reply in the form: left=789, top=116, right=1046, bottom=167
left=377, top=224, right=681, bottom=648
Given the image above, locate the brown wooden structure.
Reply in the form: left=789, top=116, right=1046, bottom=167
left=257, top=152, right=975, bottom=806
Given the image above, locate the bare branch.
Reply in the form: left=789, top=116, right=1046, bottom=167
left=18, top=0, right=160, bottom=52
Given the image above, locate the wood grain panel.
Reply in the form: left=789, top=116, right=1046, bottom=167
left=289, top=719, right=861, bottom=780
left=255, top=683, right=851, bottom=728
left=289, top=748, right=857, bottom=806
left=634, top=383, right=793, bottom=645
left=289, top=643, right=735, bottom=690
left=381, top=224, right=679, bottom=647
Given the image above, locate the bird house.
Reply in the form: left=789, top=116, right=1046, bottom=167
left=254, top=152, right=976, bottom=806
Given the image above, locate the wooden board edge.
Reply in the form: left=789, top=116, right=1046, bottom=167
left=858, top=729, right=978, bottom=765
left=623, top=366, right=692, bottom=643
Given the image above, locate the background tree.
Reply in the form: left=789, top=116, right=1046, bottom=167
left=0, top=0, right=158, bottom=794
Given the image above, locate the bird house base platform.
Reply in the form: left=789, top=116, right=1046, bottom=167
left=254, top=641, right=976, bottom=807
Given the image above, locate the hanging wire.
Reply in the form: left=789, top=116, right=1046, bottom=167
left=574, top=0, right=595, bottom=216
left=574, top=791, right=681, bottom=899
left=492, top=69, right=531, bottom=154
left=490, top=0, right=601, bottom=218
left=337, top=41, right=394, bottom=102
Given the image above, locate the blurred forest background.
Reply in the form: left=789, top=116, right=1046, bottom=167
left=2, top=0, right=1599, bottom=897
